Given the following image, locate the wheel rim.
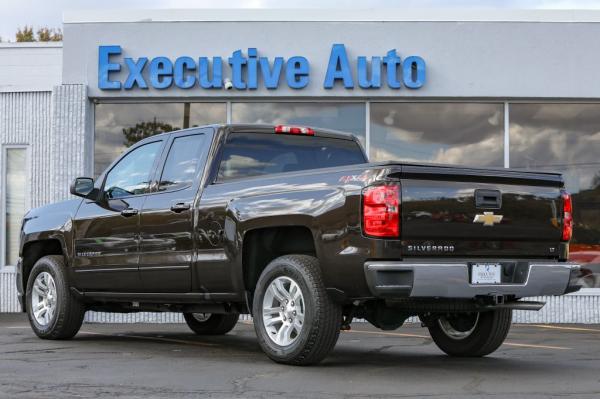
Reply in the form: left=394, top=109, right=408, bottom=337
left=31, top=272, right=57, bottom=327
left=438, top=313, right=480, bottom=340
left=262, top=276, right=305, bottom=347
left=192, top=313, right=211, bottom=322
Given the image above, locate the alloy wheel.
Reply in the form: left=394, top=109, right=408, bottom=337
left=31, top=272, right=57, bottom=326
left=262, top=276, right=305, bottom=347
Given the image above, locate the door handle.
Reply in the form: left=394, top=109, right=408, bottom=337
left=120, top=208, right=139, bottom=217
left=171, top=202, right=191, bottom=213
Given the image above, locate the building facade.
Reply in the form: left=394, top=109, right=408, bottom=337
left=1, top=9, right=599, bottom=322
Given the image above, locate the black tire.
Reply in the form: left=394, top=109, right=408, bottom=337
left=26, top=255, right=85, bottom=339
left=183, top=312, right=239, bottom=335
left=252, top=254, right=342, bottom=365
left=426, top=309, right=512, bottom=357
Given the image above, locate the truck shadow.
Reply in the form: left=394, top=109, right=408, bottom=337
left=73, top=326, right=575, bottom=376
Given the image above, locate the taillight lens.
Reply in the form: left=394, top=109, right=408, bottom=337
left=561, top=190, right=573, bottom=241
left=274, top=125, right=315, bottom=136
left=362, top=184, right=400, bottom=238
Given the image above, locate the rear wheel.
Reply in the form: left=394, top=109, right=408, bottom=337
left=426, top=309, right=512, bottom=357
left=183, top=312, right=239, bottom=335
left=26, top=255, right=86, bottom=339
left=252, top=255, right=342, bottom=365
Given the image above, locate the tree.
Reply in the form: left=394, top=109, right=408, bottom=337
left=122, top=119, right=179, bottom=147
left=37, top=27, right=62, bottom=42
left=16, top=26, right=34, bottom=42
left=14, top=26, right=63, bottom=42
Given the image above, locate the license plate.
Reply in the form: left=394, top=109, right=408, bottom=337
left=471, top=263, right=502, bottom=284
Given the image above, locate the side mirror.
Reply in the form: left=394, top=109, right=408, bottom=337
left=70, top=177, right=95, bottom=198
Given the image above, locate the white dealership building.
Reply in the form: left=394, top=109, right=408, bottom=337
left=0, top=9, right=599, bottom=322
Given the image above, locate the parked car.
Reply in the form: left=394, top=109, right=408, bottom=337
left=17, top=124, right=581, bottom=365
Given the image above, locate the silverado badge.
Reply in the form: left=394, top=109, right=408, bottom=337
left=473, top=212, right=503, bottom=226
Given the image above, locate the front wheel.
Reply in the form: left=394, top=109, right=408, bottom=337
left=26, top=255, right=86, bottom=339
left=253, top=255, right=342, bottom=365
left=425, top=309, right=512, bottom=357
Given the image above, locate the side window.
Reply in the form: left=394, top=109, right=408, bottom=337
left=158, top=134, right=206, bottom=191
left=103, top=141, right=162, bottom=199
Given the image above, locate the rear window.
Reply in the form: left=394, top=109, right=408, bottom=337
left=217, top=132, right=366, bottom=182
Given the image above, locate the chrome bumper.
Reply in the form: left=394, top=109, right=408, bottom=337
left=364, top=261, right=581, bottom=299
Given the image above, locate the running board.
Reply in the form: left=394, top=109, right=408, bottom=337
left=486, top=300, right=546, bottom=311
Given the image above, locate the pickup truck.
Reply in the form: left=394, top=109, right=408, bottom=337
left=17, top=124, right=581, bottom=365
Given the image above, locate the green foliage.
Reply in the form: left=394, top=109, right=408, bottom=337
left=14, top=26, right=63, bottom=42
left=122, top=119, right=180, bottom=147
left=37, top=27, right=63, bottom=42
left=16, top=26, right=34, bottom=42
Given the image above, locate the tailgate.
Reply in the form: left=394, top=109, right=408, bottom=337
left=397, top=164, right=565, bottom=258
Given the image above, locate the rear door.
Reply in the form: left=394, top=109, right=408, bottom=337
left=138, top=128, right=213, bottom=292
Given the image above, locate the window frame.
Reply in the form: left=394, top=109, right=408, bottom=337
left=1, top=144, right=30, bottom=271
left=154, top=130, right=211, bottom=195
left=99, top=138, right=166, bottom=200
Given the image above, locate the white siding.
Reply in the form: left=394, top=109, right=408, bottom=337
left=0, top=91, right=54, bottom=208
left=0, top=44, right=62, bottom=93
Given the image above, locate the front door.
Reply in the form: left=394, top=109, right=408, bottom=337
left=72, top=139, right=165, bottom=291
left=138, top=129, right=212, bottom=292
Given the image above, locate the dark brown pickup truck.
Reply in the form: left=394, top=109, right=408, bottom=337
left=17, top=124, right=580, bottom=365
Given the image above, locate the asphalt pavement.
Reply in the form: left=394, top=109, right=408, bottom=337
left=1, top=313, right=599, bottom=398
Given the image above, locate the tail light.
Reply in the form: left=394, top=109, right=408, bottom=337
left=561, top=190, right=573, bottom=242
left=274, top=125, right=315, bottom=136
left=362, top=184, right=400, bottom=238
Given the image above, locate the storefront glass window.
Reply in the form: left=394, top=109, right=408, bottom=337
left=370, top=103, right=504, bottom=167
left=231, top=102, right=366, bottom=146
left=4, top=147, right=27, bottom=266
left=94, top=103, right=226, bottom=176
left=510, top=103, right=600, bottom=288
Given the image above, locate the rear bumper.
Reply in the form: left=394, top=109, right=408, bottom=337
left=364, top=260, right=581, bottom=299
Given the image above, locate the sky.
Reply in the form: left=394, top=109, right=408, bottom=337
left=2, top=0, right=600, bottom=41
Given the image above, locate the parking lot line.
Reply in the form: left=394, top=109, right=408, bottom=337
left=503, top=342, right=571, bottom=350
left=347, top=328, right=571, bottom=350
left=345, top=329, right=430, bottom=339
left=79, top=331, right=219, bottom=347
left=526, top=324, right=600, bottom=333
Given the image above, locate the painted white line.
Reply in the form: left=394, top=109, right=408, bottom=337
left=5, top=326, right=29, bottom=329
left=347, top=328, right=571, bottom=350
left=79, top=331, right=218, bottom=347
left=345, top=329, right=431, bottom=339
left=526, top=324, right=600, bottom=333
left=503, top=342, right=571, bottom=350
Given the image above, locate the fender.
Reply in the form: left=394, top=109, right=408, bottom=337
left=223, top=185, right=351, bottom=291
left=20, top=198, right=83, bottom=263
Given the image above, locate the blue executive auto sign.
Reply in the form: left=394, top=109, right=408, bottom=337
left=98, top=44, right=426, bottom=91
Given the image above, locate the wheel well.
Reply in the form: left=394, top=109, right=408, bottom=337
left=22, top=239, right=64, bottom=292
left=242, top=226, right=316, bottom=293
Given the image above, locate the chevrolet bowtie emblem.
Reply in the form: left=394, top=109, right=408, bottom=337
left=473, top=212, right=503, bottom=226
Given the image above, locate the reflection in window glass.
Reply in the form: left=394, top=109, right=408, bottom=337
left=159, top=135, right=206, bottom=191
left=94, top=103, right=226, bottom=176
left=217, top=133, right=366, bottom=181
left=370, top=103, right=504, bottom=167
left=103, top=141, right=162, bottom=199
left=231, top=103, right=366, bottom=146
left=510, top=103, right=600, bottom=288
left=4, top=148, right=26, bottom=266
